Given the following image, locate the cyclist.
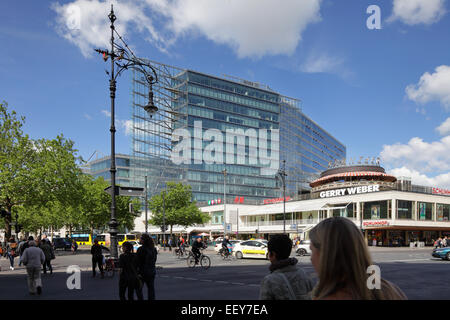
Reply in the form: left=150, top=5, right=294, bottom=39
left=221, top=235, right=232, bottom=257
left=191, top=237, right=206, bottom=264
left=178, top=236, right=186, bottom=255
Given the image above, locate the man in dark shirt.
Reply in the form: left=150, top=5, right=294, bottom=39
left=91, top=238, right=109, bottom=278
left=221, top=236, right=232, bottom=257
left=192, top=237, right=206, bottom=264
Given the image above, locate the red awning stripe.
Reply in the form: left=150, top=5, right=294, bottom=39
left=311, top=171, right=395, bottom=184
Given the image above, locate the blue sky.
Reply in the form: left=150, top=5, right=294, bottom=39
left=1, top=0, right=450, bottom=187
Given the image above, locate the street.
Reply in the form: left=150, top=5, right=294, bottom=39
left=1, top=246, right=449, bottom=300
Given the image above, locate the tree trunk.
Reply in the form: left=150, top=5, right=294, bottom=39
left=4, top=215, right=12, bottom=241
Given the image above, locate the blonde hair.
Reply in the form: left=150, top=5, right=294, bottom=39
left=309, top=217, right=406, bottom=300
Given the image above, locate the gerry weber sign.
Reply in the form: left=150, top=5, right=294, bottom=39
left=320, top=185, right=380, bottom=198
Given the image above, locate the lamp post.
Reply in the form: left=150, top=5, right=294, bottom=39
left=277, top=160, right=287, bottom=234
left=222, top=168, right=227, bottom=236
left=95, top=5, right=158, bottom=259
left=145, top=175, right=148, bottom=233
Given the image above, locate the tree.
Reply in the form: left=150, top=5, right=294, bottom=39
left=149, top=182, right=210, bottom=236
left=0, top=101, right=35, bottom=239
left=77, top=175, right=138, bottom=238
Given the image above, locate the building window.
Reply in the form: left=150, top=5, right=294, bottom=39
left=437, top=204, right=450, bottom=221
left=363, top=201, right=390, bottom=220
left=397, top=200, right=413, bottom=220
left=417, top=202, right=433, bottom=221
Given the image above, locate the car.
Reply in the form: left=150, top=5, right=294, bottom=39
left=233, top=240, right=269, bottom=260
left=52, top=237, right=72, bottom=251
left=432, top=247, right=450, bottom=260
left=126, top=241, right=160, bottom=253
left=214, top=240, right=241, bottom=253
left=295, top=240, right=312, bottom=256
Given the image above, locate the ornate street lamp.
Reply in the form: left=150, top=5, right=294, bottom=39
left=94, top=4, right=158, bottom=259
left=277, top=160, right=287, bottom=234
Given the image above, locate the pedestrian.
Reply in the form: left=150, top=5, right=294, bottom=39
left=309, top=217, right=407, bottom=300
left=136, top=234, right=158, bottom=300
left=443, top=236, right=448, bottom=247
left=6, top=237, right=18, bottom=271
left=437, top=237, right=442, bottom=248
left=168, top=237, right=173, bottom=251
left=17, top=237, right=27, bottom=266
left=40, top=239, right=55, bottom=274
left=119, top=241, right=143, bottom=300
left=259, top=234, right=313, bottom=300
left=91, top=238, right=109, bottom=278
left=21, top=240, right=45, bottom=295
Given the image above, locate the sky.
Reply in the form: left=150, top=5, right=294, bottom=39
left=1, top=0, right=449, bottom=188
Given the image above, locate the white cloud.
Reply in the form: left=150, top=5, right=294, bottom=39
left=52, top=0, right=166, bottom=58
left=406, top=65, right=450, bottom=111
left=380, top=135, right=450, bottom=173
left=388, top=167, right=450, bottom=188
left=388, top=0, right=446, bottom=25
left=101, top=109, right=111, bottom=117
left=53, top=0, right=322, bottom=59
left=300, top=53, right=343, bottom=74
left=101, top=109, right=133, bottom=136
left=437, top=117, right=450, bottom=136
left=83, top=113, right=92, bottom=120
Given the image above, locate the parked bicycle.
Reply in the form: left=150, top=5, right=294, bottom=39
left=103, top=255, right=118, bottom=278
left=187, top=249, right=211, bottom=269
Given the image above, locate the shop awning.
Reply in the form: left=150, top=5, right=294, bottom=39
left=245, top=201, right=328, bottom=216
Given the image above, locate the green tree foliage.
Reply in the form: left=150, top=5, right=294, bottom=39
left=0, top=101, right=35, bottom=238
left=149, top=182, right=210, bottom=235
left=1, top=102, right=138, bottom=239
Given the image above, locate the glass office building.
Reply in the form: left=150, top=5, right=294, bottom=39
left=82, top=154, right=132, bottom=187
left=130, top=60, right=346, bottom=204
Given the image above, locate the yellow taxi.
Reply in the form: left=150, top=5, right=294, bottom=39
left=233, top=239, right=269, bottom=259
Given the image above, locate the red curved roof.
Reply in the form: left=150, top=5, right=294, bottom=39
left=310, top=171, right=396, bottom=188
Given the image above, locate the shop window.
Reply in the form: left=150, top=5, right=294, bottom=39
left=363, top=201, right=389, bottom=220
left=417, top=202, right=433, bottom=221
left=437, top=204, right=450, bottom=221
left=397, top=200, right=413, bottom=220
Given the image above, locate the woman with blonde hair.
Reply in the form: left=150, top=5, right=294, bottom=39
left=309, top=217, right=407, bottom=300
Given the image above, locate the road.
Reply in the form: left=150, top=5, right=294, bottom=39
left=0, top=246, right=449, bottom=300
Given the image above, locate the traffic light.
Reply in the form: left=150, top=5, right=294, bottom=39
left=129, top=203, right=134, bottom=213
left=160, top=225, right=168, bottom=232
left=15, top=224, right=22, bottom=234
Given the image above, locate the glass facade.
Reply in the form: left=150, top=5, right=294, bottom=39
left=130, top=61, right=346, bottom=203
left=84, top=154, right=132, bottom=187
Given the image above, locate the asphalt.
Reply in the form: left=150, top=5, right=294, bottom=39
left=1, top=246, right=449, bottom=300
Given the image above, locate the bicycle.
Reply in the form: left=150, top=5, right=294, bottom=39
left=103, top=255, right=118, bottom=278
left=220, top=247, right=235, bottom=260
left=174, top=246, right=187, bottom=258
left=187, top=249, right=211, bottom=269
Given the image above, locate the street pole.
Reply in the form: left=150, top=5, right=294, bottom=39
left=95, top=5, right=158, bottom=261
left=236, top=208, right=239, bottom=239
left=145, top=175, right=148, bottom=233
left=222, top=168, right=227, bottom=237
left=163, top=190, right=166, bottom=251
left=283, top=174, right=286, bottom=235
left=108, top=6, right=119, bottom=260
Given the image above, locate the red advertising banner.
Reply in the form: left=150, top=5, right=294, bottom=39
left=432, top=187, right=450, bottom=196
left=363, top=220, right=389, bottom=227
left=263, top=197, right=292, bottom=204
